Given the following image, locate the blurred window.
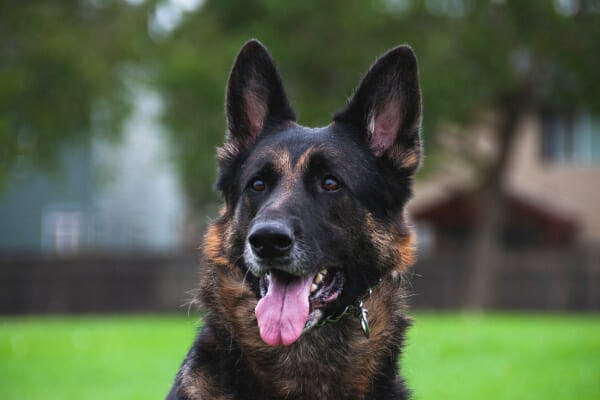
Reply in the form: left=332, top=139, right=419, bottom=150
left=41, top=205, right=86, bottom=255
left=541, top=112, right=600, bottom=165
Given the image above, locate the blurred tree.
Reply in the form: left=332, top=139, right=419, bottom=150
left=406, top=0, right=600, bottom=309
left=0, top=1, right=149, bottom=184
left=156, top=0, right=600, bottom=307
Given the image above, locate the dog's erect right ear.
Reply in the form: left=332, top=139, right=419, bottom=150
left=223, top=39, right=296, bottom=158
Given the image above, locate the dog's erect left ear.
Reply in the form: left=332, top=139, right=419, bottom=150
left=224, top=39, right=296, bottom=154
left=334, top=45, right=422, bottom=173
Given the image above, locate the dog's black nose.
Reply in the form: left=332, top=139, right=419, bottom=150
left=248, top=221, right=294, bottom=259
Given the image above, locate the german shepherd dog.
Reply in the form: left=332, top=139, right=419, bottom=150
left=168, top=39, right=422, bottom=400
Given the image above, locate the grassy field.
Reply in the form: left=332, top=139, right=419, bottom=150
left=0, top=313, right=598, bottom=399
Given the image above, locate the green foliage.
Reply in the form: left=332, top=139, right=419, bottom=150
left=3, top=1, right=599, bottom=209
left=0, top=1, right=149, bottom=184
left=0, top=313, right=598, bottom=399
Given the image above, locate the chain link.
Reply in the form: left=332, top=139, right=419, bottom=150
left=315, top=283, right=379, bottom=338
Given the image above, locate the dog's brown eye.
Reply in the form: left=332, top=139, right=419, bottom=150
left=321, top=176, right=340, bottom=191
left=251, top=179, right=266, bottom=192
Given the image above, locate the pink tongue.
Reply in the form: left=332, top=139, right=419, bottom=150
left=255, top=273, right=313, bottom=346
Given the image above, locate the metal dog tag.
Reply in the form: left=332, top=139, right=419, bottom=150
left=357, top=300, right=370, bottom=338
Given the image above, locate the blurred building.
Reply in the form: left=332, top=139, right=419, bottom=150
left=410, top=111, right=600, bottom=254
left=0, top=90, right=187, bottom=255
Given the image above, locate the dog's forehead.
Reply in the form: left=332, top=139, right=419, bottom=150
left=248, top=124, right=356, bottom=168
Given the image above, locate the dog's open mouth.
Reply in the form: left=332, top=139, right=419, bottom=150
left=255, top=268, right=345, bottom=346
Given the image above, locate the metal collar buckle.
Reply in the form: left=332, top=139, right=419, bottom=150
left=317, top=287, right=375, bottom=338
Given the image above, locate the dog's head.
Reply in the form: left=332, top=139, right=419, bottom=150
left=213, top=40, right=421, bottom=347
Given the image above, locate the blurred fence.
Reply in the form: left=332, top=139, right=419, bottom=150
left=0, top=254, right=198, bottom=314
left=411, top=249, right=600, bottom=310
left=0, top=249, right=598, bottom=314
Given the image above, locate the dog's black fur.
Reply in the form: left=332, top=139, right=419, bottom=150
left=167, top=39, right=422, bottom=400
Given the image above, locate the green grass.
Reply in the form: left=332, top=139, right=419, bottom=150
left=403, top=313, right=600, bottom=399
left=0, top=313, right=598, bottom=399
left=0, top=315, right=198, bottom=400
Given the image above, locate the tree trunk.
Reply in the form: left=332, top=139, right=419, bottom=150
left=463, top=103, right=521, bottom=310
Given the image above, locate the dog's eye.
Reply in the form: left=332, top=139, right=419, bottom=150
left=250, top=178, right=266, bottom=192
left=321, top=176, right=341, bottom=192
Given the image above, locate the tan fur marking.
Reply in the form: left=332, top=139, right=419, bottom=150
left=393, top=231, right=416, bottom=273
left=203, top=223, right=230, bottom=266
left=252, top=147, right=292, bottom=175
left=182, top=369, right=233, bottom=400
left=388, top=145, right=421, bottom=171
left=365, top=213, right=416, bottom=274
left=273, top=148, right=293, bottom=175
left=294, top=145, right=316, bottom=174
left=207, top=265, right=264, bottom=348
left=400, top=148, right=420, bottom=170
left=252, top=146, right=320, bottom=210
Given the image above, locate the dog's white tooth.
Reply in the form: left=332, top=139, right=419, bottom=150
left=311, top=283, right=318, bottom=293
left=314, top=273, right=324, bottom=284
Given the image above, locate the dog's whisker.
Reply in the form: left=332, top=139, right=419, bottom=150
left=242, top=268, right=253, bottom=286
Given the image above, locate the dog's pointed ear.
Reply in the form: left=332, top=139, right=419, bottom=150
left=333, top=45, right=422, bottom=173
left=224, top=39, right=296, bottom=154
